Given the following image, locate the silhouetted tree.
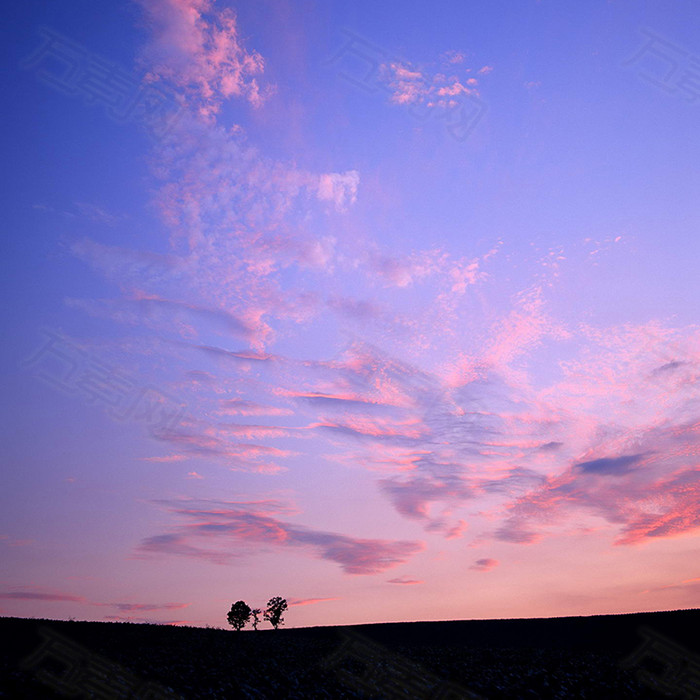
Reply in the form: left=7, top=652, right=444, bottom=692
left=264, top=596, right=288, bottom=630
left=250, top=608, right=262, bottom=630
left=227, top=600, right=251, bottom=631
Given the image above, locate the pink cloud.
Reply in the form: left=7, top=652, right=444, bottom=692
left=493, top=425, right=700, bottom=547
left=136, top=0, right=270, bottom=117
left=317, top=171, right=360, bottom=211
left=383, top=62, right=427, bottom=105
left=313, top=415, right=425, bottom=440
left=107, top=602, right=189, bottom=612
left=214, top=423, right=292, bottom=440
left=301, top=316, right=700, bottom=546
left=333, top=446, right=432, bottom=473
left=379, top=53, right=484, bottom=110
left=470, top=558, right=498, bottom=572
left=141, top=455, right=188, bottom=462
left=641, top=577, right=700, bottom=594
left=106, top=115, right=362, bottom=354
left=216, top=399, right=293, bottom=416
left=0, top=589, right=190, bottom=618
left=361, top=247, right=493, bottom=331
left=615, top=467, right=700, bottom=545
left=482, top=286, right=563, bottom=371
left=379, top=476, right=475, bottom=538
left=192, top=344, right=281, bottom=364
left=288, top=597, right=339, bottom=607
left=136, top=532, right=235, bottom=565
left=443, top=519, right=469, bottom=539
left=386, top=576, right=424, bottom=585
left=380, top=475, right=474, bottom=521
left=152, top=419, right=293, bottom=472
left=139, top=498, right=424, bottom=574
left=0, top=589, right=86, bottom=602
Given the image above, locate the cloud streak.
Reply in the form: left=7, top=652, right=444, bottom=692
left=470, top=558, right=498, bottom=572
left=138, top=498, right=424, bottom=574
left=0, top=590, right=86, bottom=602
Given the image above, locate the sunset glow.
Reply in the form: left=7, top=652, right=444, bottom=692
left=2, top=0, right=699, bottom=629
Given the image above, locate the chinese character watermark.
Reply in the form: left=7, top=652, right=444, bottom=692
left=21, top=329, right=187, bottom=434
left=21, top=626, right=183, bottom=699
left=622, top=28, right=700, bottom=103
left=322, top=629, right=483, bottom=699
left=20, top=26, right=185, bottom=138
left=621, top=626, right=700, bottom=699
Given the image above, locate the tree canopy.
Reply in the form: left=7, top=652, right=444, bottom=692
left=227, top=600, right=252, bottom=631
left=263, top=596, right=288, bottom=630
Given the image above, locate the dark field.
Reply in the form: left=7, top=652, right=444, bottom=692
left=2, top=609, right=698, bottom=699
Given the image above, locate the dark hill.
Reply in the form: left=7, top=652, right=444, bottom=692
left=2, top=609, right=698, bottom=698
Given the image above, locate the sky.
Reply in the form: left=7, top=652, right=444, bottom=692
left=1, top=0, right=699, bottom=630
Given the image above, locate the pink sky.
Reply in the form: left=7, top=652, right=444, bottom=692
left=2, top=0, right=699, bottom=628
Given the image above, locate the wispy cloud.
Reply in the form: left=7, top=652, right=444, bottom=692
left=288, top=597, right=339, bottom=607
left=138, top=498, right=424, bottom=574
left=470, top=558, right=498, bottom=572
left=317, top=171, right=359, bottom=211
left=382, top=60, right=482, bottom=109
left=0, top=589, right=190, bottom=619
left=386, top=576, right=424, bottom=585
left=135, top=0, right=271, bottom=116
left=0, top=589, right=86, bottom=602
left=494, top=424, right=700, bottom=547
left=149, top=416, right=295, bottom=473
left=641, top=577, right=700, bottom=594
left=33, top=202, right=124, bottom=226
left=141, top=454, right=188, bottom=463
left=98, top=602, right=189, bottom=612
left=216, top=399, right=293, bottom=417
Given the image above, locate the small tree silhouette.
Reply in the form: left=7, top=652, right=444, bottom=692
left=264, top=596, right=288, bottom=630
left=250, top=608, right=262, bottom=630
left=227, top=600, right=251, bottom=631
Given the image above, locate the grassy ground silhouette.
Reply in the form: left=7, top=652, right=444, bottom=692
left=2, top=609, right=698, bottom=698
